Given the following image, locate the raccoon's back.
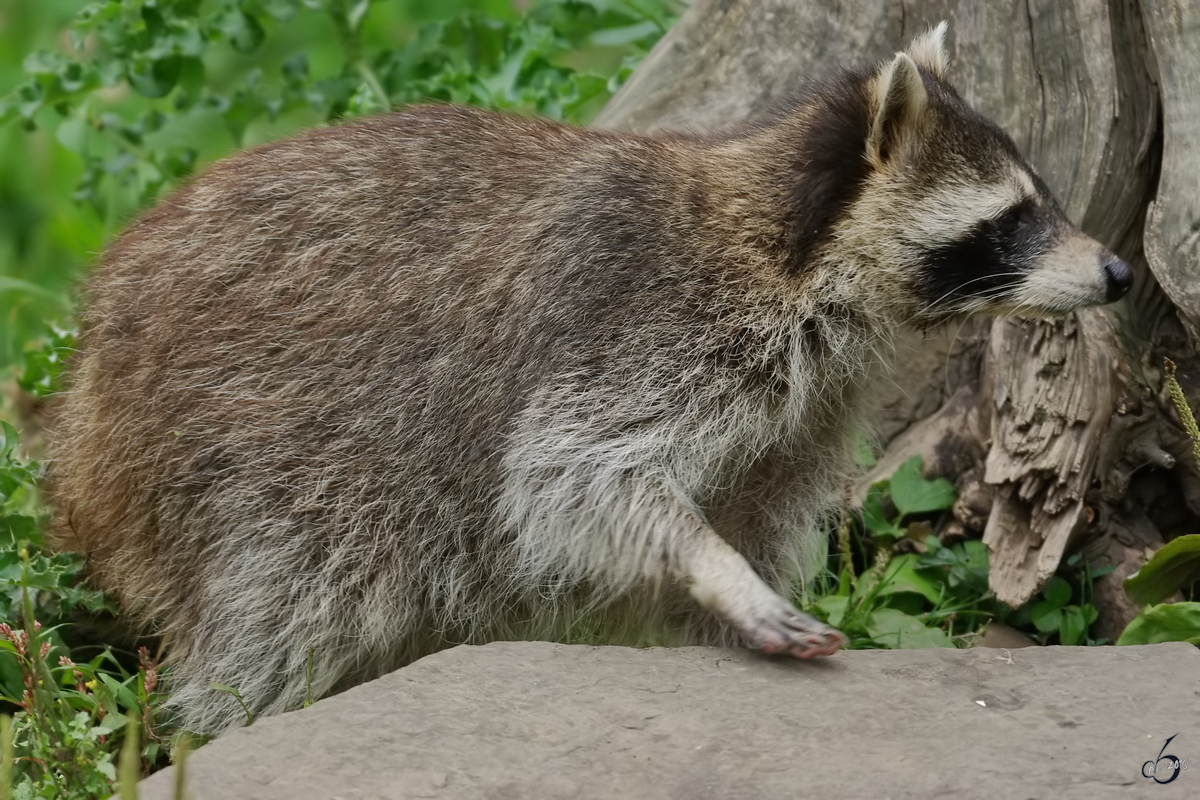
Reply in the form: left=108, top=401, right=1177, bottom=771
left=46, top=105, right=707, bottom=603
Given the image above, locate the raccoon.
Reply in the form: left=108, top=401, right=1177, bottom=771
left=47, top=22, right=1130, bottom=734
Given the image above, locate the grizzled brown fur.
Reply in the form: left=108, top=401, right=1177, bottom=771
left=48, top=25, right=1129, bottom=734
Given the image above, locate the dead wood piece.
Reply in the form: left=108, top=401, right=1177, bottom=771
left=982, top=310, right=1127, bottom=607
left=1142, top=0, right=1200, bottom=335
left=954, top=477, right=994, bottom=533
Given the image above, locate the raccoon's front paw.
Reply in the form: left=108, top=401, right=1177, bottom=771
left=679, top=530, right=846, bottom=658
left=738, top=595, right=846, bottom=659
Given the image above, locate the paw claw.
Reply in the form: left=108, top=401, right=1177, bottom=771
left=739, top=600, right=846, bottom=659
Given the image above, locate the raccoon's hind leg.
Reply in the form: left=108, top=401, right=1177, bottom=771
left=674, top=521, right=845, bottom=658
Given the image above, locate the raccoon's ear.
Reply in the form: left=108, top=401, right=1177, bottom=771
left=905, top=21, right=949, bottom=79
left=867, top=52, right=928, bottom=168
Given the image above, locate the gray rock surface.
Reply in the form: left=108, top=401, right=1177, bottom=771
left=140, top=642, right=1199, bottom=799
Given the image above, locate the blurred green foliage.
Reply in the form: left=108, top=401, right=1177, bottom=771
left=0, top=0, right=678, bottom=368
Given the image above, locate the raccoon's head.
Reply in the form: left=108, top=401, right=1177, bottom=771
left=783, top=22, right=1131, bottom=323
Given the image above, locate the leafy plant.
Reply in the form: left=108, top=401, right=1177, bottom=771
left=998, top=553, right=1108, bottom=646
left=0, top=417, right=115, bottom=658
left=1114, top=359, right=1200, bottom=646
left=806, top=456, right=995, bottom=649
left=1026, top=574, right=1095, bottom=646
left=1117, top=537, right=1200, bottom=644
left=0, top=554, right=167, bottom=799
left=809, top=537, right=992, bottom=649
left=15, top=326, right=77, bottom=401
left=808, top=455, right=1119, bottom=649
left=860, top=455, right=956, bottom=545
left=1, top=0, right=678, bottom=224
left=0, top=329, right=153, bottom=797
left=0, top=326, right=117, bottom=713
left=1117, top=603, right=1200, bottom=645
left=1122, top=534, right=1200, bottom=607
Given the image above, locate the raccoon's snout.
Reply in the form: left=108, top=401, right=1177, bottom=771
left=1102, top=255, right=1133, bottom=302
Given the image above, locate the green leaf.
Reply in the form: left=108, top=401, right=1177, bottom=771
left=76, top=1, right=124, bottom=30
left=96, top=757, right=117, bottom=781
left=94, top=709, right=128, bottom=734
left=865, top=608, right=953, bottom=649
left=1030, top=603, right=1062, bottom=634
left=835, top=562, right=853, bottom=597
left=0, top=650, right=24, bottom=702
left=282, top=53, right=309, bottom=86
left=914, top=538, right=989, bottom=603
left=888, top=456, right=956, bottom=517
left=1116, top=602, right=1200, bottom=645
left=98, top=672, right=139, bottom=711
left=159, top=147, right=198, bottom=180
left=862, top=486, right=903, bottom=539
left=959, top=540, right=989, bottom=573
left=91, top=678, right=123, bottom=720
left=1123, top=534, right=1200, bottom=607
left=55, top=113, right=90, bottom=154
left=881, top=592, right=927, bottom=616
left=57, top=60, right=93, bottom=94
left=1042, top=575, right=1072, bottom=607
left=0, top=420, right=20, bottom=457
left=22, top=51, right=66, bottom=76
left=875, top=554, right=943, bottom=606
left=589, top=20, right=661, bottom=46
left=173, top=56, right=207, bottom=109
left=212, top=682, right=254, bottom=725
left=128, top=55, right=184, bottom=98
left=259, top=0, right=302, bottom=22
left=814, top=595, right=849, bottom=629
left=214, top=8, right=266, bottom=54
left=1059, top=605, right=1088, bottom=645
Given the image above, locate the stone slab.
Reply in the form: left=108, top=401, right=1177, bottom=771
left=140, top=642, right=1200, bottom=799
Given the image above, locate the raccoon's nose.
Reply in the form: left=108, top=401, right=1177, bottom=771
left=1102, top=256, right=1133, bottom=302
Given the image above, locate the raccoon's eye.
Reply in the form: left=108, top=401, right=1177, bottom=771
left=995, top=206, right=1027, bottom=235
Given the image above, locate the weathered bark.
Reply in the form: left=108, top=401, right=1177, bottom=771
left=1143, top=0, right=1200, bottom=335
left=599, top=0, right=1199, bottom=622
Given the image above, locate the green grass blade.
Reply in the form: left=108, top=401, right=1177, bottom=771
left=118, top=713, right=140, bottom=800
left=173, top=732, right=192, bottom=800
left=0, top=715, right=11, bottom=800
